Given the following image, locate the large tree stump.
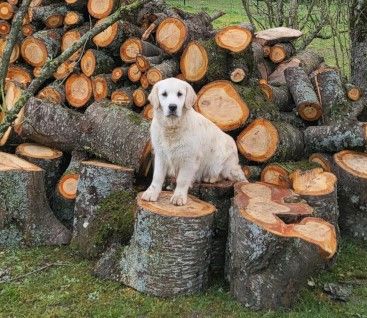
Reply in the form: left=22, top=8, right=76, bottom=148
left=0, top=152, right=71, bottom=247
left=71, top=160, right=134, bottom=259
left=80, top=101, right=151, bottom=173
left=237, top=119, right=304, bottom=163
left=15, top=143, right=66, bottom=200
left=227, top=182, right=337, bottom=310
left=332, top=150, right=367, bottom=244
left=94, top=192, right=215, bottom=297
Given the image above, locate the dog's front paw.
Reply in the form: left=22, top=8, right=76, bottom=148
left=170, top=193, right=187, bottom=206
left=141, top=188, right=160, bottom=202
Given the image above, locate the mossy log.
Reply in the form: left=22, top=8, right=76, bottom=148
left=51, top=151, right=89, bottom=228
left=95, top=192, right=215, bottom=297
left=80, top=101, right=151, bottom=173
left=81, top=49, right=116, bottom=77
left=261, top=160, right=321, bottom=188
left=0, top=152, right=71, bottom=247
left=15, top=143, right=66, bottom=200
left=304, top=122, right=367, bottom=154
left=332, top=150, right=367, bottom=244
left=285, top=66, right=321, bottom=121
left=227, top=182, right=337, bottom=310
left=237, top=119, right=304, bottom=163
left=71, top=160, right=134, bottom=259
left=19, top=97, right=83, bottom=152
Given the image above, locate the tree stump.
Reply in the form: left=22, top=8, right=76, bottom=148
left=95, top=191, right=216, bottom=297
left=332, top=150, right=367, bottom=244
left=0, top=152, right=71, bottom=247
left=71, top=160, right=134, bottom=259
left=227, top=182, right=337, bottom=310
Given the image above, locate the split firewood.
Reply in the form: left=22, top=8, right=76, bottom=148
left=269, top=42, right=294, bottom=63
left=195, top=80, right=249, bottom=131
left=345, top=83, right=363, bottom=102
left=15, top=143, right=66, bottom=200
left=120, top=38, right=163, bottom=63
left=80, top=101, right=151, bottom=172
left=127, top=63, right=142, bottom=83
left=94, top=191, right=215, bottom=297
left=51, top=150, right=89, bottom=227
left=111, top=87, right=134, bottom=105
left=111, top=66, right=129, bottom=83
left=261, top=160, right=321, bottom=188
left=259, top=81, right=294, bottom=112
left=20, top=97, right=83, bottom=151
left=65, top=73, right=93, bottom=108
left=91, top=74, right=117, bottom=101
left=332, top=150, right=367, bottom=244
left=21, top=28, right=63, bottom=67
left=28, top=3, right=68, bottom=28
left=227, top=182, right=337, bottom=310
left=304, top=122, right=367, bottom=154
left=81, top=49, right=116, bottom=77
left=285, top=66, right=322, bottom=121
left=146, top=59, right=179, bottom=85
left=237, top=118, right=304, bottom=163
left=309, top=153, right=333, bottom=172
left=0, top=152, right=71, bottom=247
left=71, top=160, right=134, bottom=258
left=132, top=87, right=147, bottom=107
left=36, top=80, right=65, bottom=104
left=254, top=27, right=303, bottom=46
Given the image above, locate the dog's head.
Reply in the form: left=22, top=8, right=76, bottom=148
left=148, top=78, right=197, bottom=119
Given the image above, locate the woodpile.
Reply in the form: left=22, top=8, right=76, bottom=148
left=0, top=0, right=366, bottom=311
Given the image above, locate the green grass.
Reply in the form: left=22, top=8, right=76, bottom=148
left=0, top=239, right=366, bottom=317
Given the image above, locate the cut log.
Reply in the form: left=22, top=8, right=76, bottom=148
left=81, top=49, right=116, bottom=77
left=242, top=165, right=262, bottom=182
left=36, top=80, right=65, bottom=104
left=120, top=38, right=163, bottom=63
left=64, top=11, right=84, bottom=27
left=20, top=97, right=83, bottom=151
left=285, top=66, right=321, bottom=121
left=189, top=180, right=234, bottom=274
left=6, top=63, right=33, bottom=86
left=259, top=82, right=294, bottom=112
left=28, top=4, right=67, bottom=28
left=0, top=2, right=15, bottom=20
left=71, top=160, right=134, bottom=259
left=111, top=66, right=128, bottom=83
left=53, top=60, right=77, bottom=80
left=0, top=152, right=71, bottom=247
left=91, top=74, right=117, bottom=101
left=155, top=17, right=188, bottom=54
left=15, top=143, right=66, bottom=200
left=61, top=24, right=89, bottom=61
left=88, top=0, right=117, bottom=19
left=268, top=59, right=301, bottom=86
left=143, top=103, right=153, bottom=120
left=332, top=150, right=367, bottom=244
left=93, top=19, right=143, bottom=53
left=111, top=87, right=134, bottom=106
left=252, top=42, right=276, bottom=80
left=0, top=20, right=11, bottom=35
left=81, top=101, right=151, bottom=172
left=132, top=88, right=147, bottom=107
left=21, top=29, right=63, bottom=66
left=127, top=63, right=142, bottom=83
left=51, top=151, right=89, bottom=227
left=22, top=24, right=35, bottom=37
left=140, top=73, right=150, bottom=89
left=94, top=191, right=215, bottom=297
left=255, top=27, right=303, bottom=46
left=269, top=42, right=294, bottom=63
left=146, top=59, right=179, bottom=85
left=215, top=25, right=253, bottom=53
left=304, top=122, right=367, bottom=154
left=309, top=153, right=333, bottom=172
left=195, top=80, right=249, bottom=131
left=0, top=38, right=20, bottom=63
left=227, top=182, right=337, bottom=310
left=345, top=83, right=363, bottom=102
left=228, top=49, right=254, bottom=84
left=136, top=54, right=165, bottom=73
left=261, top=161, right=321, bottom=188
left=65, top=73, right=93, bottom=108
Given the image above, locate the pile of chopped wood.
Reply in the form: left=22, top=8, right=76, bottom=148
left=0, top=0, right=366, bottom=311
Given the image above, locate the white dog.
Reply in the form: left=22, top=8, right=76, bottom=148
left=141, top=78, right=248, bottom=206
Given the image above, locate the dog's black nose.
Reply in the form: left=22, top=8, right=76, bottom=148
left=169, top=104, right=177, bottom=112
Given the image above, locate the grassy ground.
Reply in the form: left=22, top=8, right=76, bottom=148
left=1, top=239, right=366, bottom=317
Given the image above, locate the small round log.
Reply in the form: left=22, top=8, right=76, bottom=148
left=21, top=24, right=35, bottom=36
left=111, top=66, right=128, bottom=83
left=0, top=20, right=11, bottom=35
left=28, top=4, right=68, bottom=28
left=81, top=49, right=116, bottom=77
left=111, top=87, right=134, bottom=106
left=71, top=160, right=134, bottom=258
left=242, top=165, right=263, bottom=182
left=65, top=73, right=93, bottom=108
left=143, top=103, right=153, bottom=120
left=228, top=48, right=254, bottom=84
left=120, top=38, right=163, bottom=63
left=0, top=38, right=20, bottom=63
left=36, top=80, right=65, bottom=104
left=91, top=74, right=117, bottom=101
left=87, top=0, right=117, bottom=19
left=285, top=66, right=322, bottom=121
left=259, top=82, right=294, bottom=112
left=140, top=73, right=150, bottom=89
left=64, top=11, right=84, bottom=27
left=0, top=2, right=15, bottom=20
left=6, top=63, right=33, bottom=86
left=237, top=118, right=304, bottom=163
left=146, top=59, right=179, bottom=85
left=345, top=83, right=363, bottom=102
left=127, top=63, right=142, bottom=83
left=0, top=152, right=71, bottom=247
left=269, top=42, right=294, bottom=63
left=61, top=24, right=89, bottom=61
left=132, top=88, right=147, bottom=108
left=215, top=25, right=253, bottom=53
left=195, top=80, right=249, bottom=132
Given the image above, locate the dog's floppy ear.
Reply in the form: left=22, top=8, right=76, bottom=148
left=148, top=84, right=160, bottom=109
left=184, top=82, right=197, bottom=109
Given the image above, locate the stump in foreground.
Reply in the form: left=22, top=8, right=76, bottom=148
left=227, top=182, right=337, bottom=310
left=94, top=191, right=215, bottom=297
left=0, top=152, right=71, bottom=247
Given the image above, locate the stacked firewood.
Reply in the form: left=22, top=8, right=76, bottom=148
left=1, top=0, right=367, bottom=311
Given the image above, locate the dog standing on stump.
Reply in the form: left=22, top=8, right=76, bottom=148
left=142, top=78, right=247, bottom=206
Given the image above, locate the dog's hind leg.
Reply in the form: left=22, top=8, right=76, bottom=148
left=221, top=155, right=248, bottom=182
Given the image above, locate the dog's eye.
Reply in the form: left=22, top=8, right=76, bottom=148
left=177, top=91, right=183, bottom=97
left=162, top=92, right=167, bottom=97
